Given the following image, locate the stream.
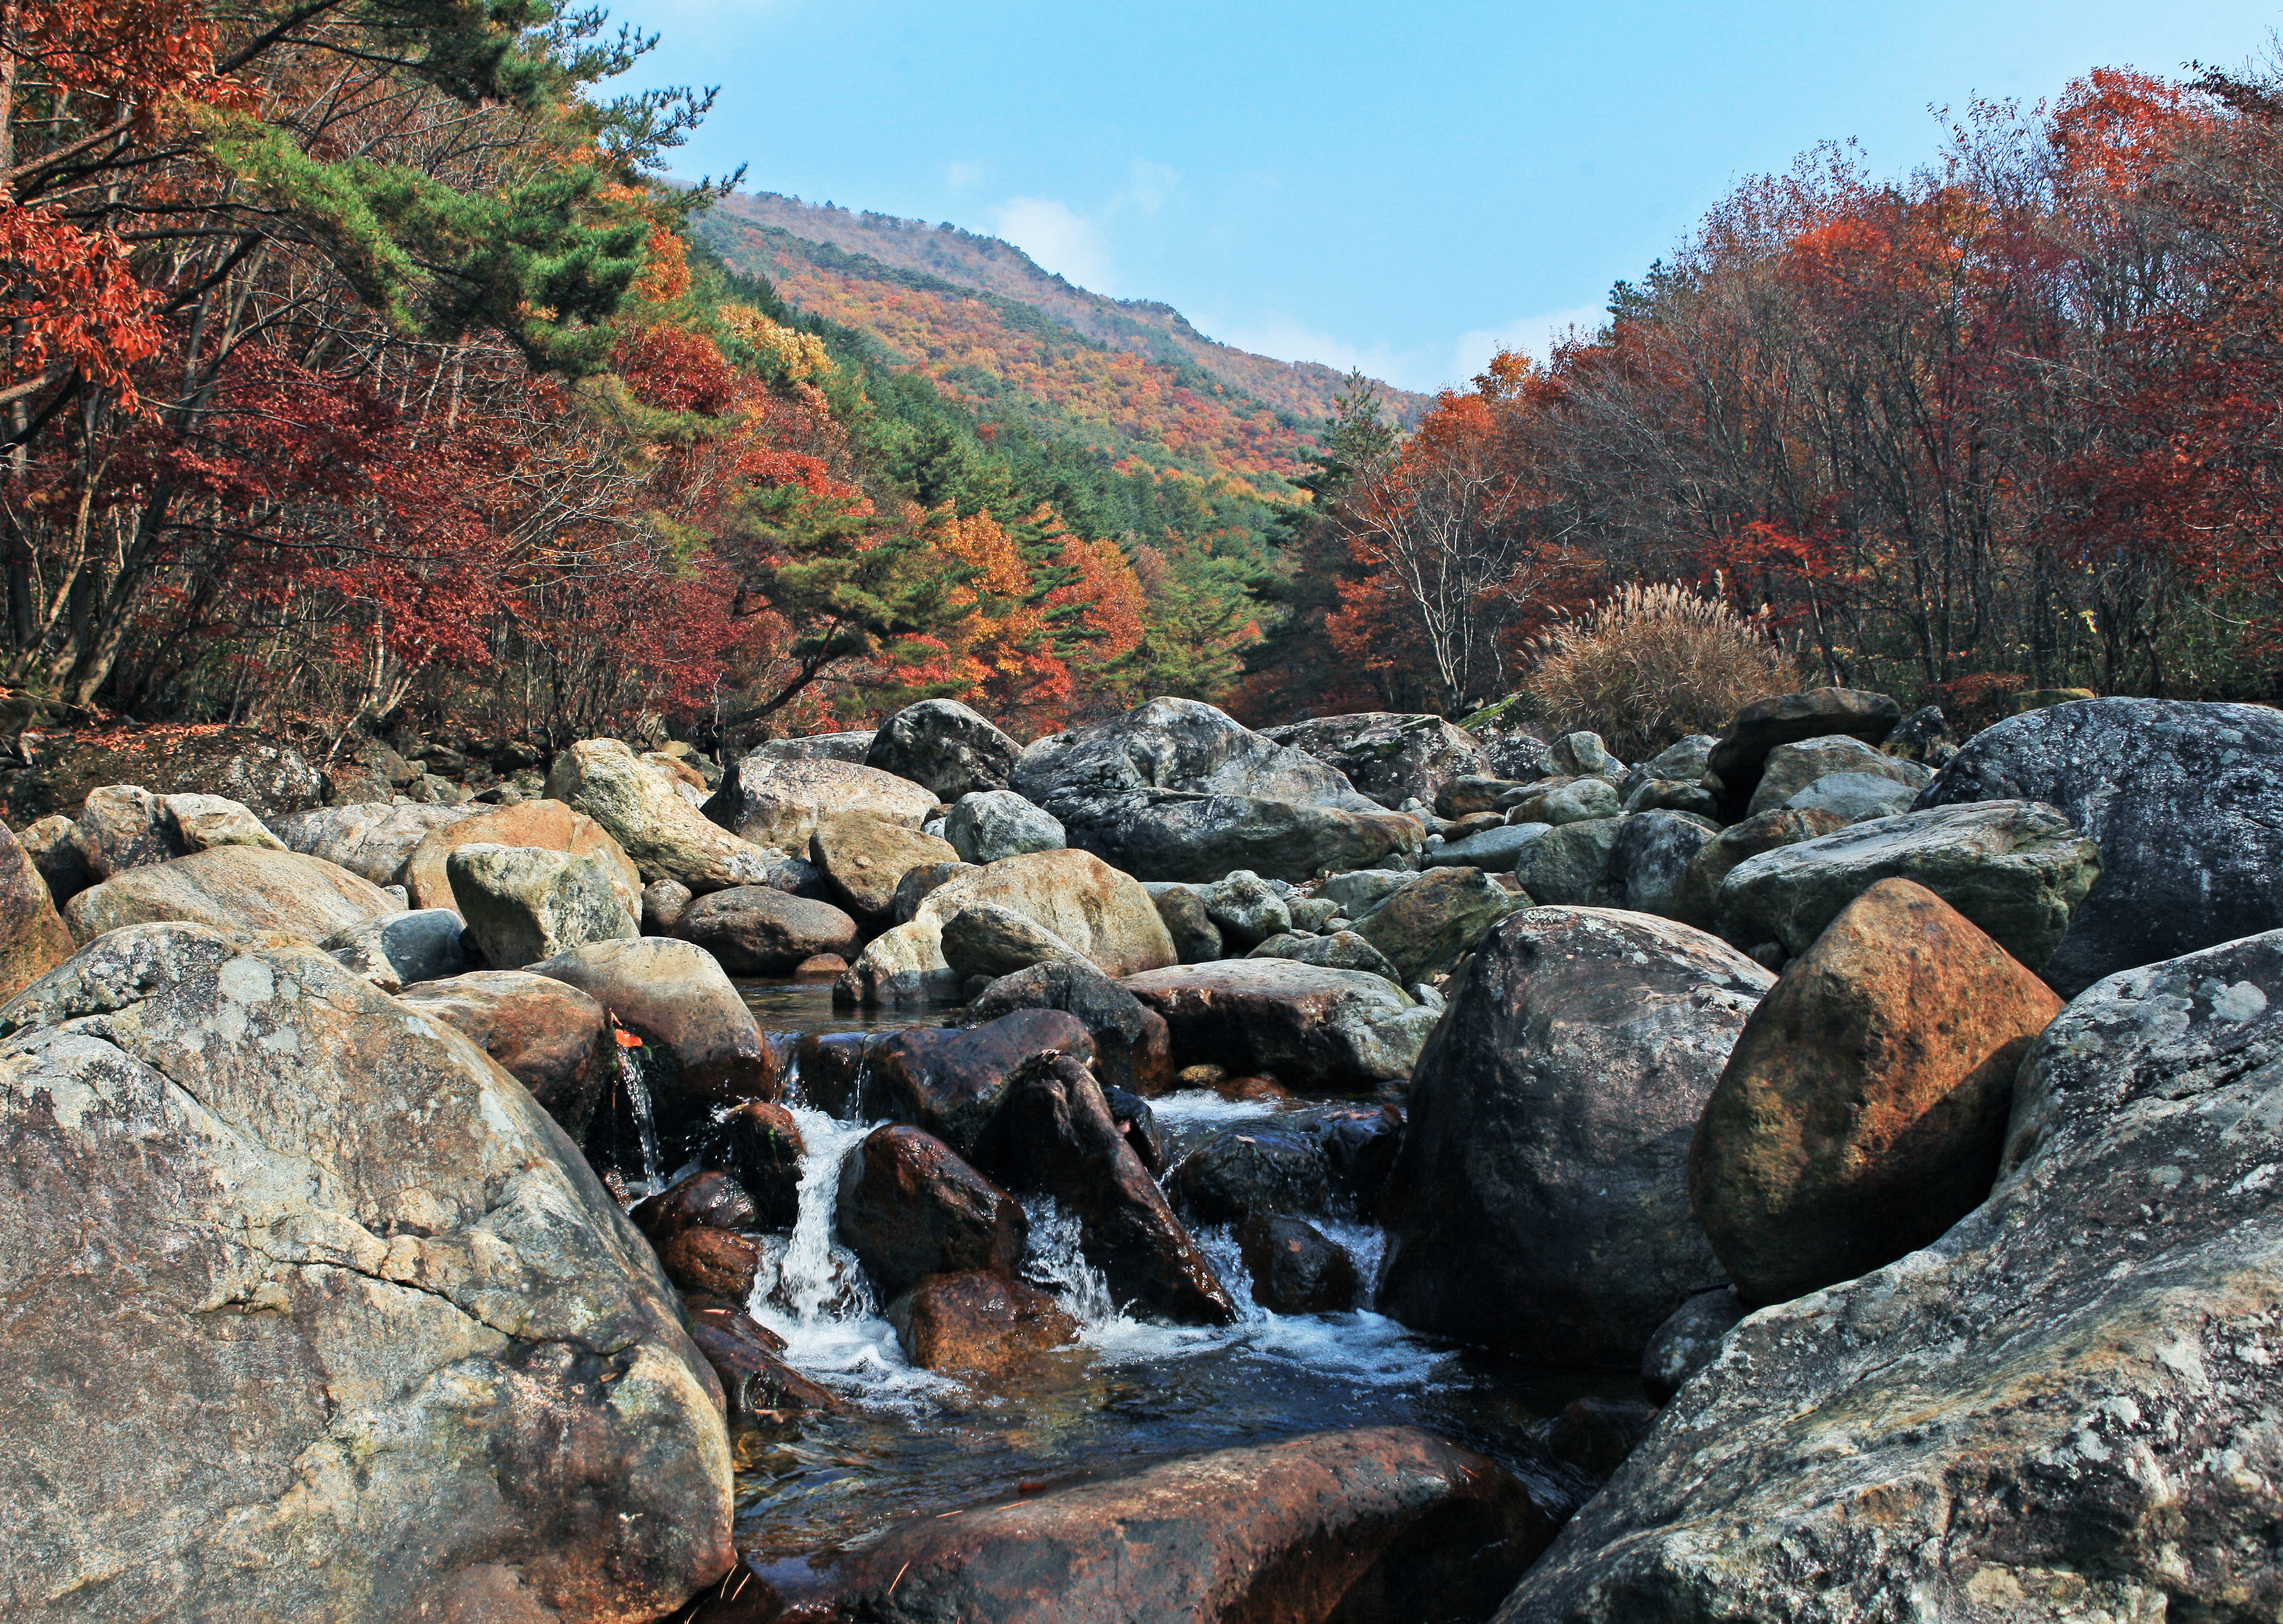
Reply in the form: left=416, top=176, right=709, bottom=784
left=722, top=979, right=1620, bottom=1588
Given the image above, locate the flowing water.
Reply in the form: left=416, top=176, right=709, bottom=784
left=715, top=987, right=1623, bottom=1584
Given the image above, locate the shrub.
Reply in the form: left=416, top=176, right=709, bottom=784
left=1518, top=583, right=1801, bottom=760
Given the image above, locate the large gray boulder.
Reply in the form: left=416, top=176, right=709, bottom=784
left=1499, top=926, right=2283, bottom=1623
left=1122, top=959, right=1436, bottom=1090
left=1745, top=733, right=1927, bottom=816
left=1376, top=907, right=1772, bottom=1364
left=1915, top=697, right=2283, bottom=995
left=1609, top=810, right=1717, bottom=916
left=745, top=729, right=874, bottom=764
left=320, top=907, right=472, bottom=993
left=1352, top=866, right=1520, bottom=984
left=446, top=844, right=638, bottom=970
left=62, top=846, right=397, bottom=945
left=546, top=739, right=798, bottom=895
left=1260, top=711, right=1487, bottom=809
left=1718, top=799, right=2100, bottom=973
left=942, top=789, right=1064, bottom=866
left=865, top=698, right=1022, bottom=801
left=1510, top=819, right=1623, bottom=905
left=704, top=754, right=934, bottom=853
left=677, top=885, right=858, bottom=975
left=0, top=924, right=731, bottom=1621
left=1013, top=698, right=1421, bottom=882
left=1706, top=686, right=1903, bottom=820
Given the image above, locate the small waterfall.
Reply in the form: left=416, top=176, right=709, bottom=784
left=620, top=1043, right=667, bottom=1194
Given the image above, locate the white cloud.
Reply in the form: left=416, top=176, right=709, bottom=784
left=945, top=161, right=983, bottom=194
left=1118, top=160, right=1178, bottom=216
left=1204, top=313, right=1436, bottom=389
left=1451, top=304, right=1605, bottom=382
left=989, top=196, right=1116, bottom=289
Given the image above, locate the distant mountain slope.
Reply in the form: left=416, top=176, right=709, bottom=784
left=710, top=191, right=1431, bottom=427
left=695, top=212, right=1323, bottom=495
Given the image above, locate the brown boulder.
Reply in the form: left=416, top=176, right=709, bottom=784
left=62, top=846, right=395, bottom=945
left=917, top=847, right=1177, bottom=977
left=396, top=797, right=640, bottom=915
left=696, top=1102, right=806, bottom=1230
left=1237, top=1213, right=1360, bottom=1314
left=684, top=1302, right=841, bottom=1420
left=858, top=1009, right=1094, bottom=1158
left=835, top=1125, right=1028, bottom=1299
left=0, top=821, right=73, bottom=1002
left=1690, top=877, right=2065, bottom=1305
left=632, top=1170, right=760, bottom=1250
left=809, top=1426, right=1571, bottom=1624
left=394, top=969, right=613, bottom=1141
left=679, top=885, right=858, bottom=974
left=1122, top=959, right=1431, bottom=1091
left=809, top=810, right=960, bottom=920
left=658, top=1226, right=763, bottom=1299
left=885, top=1270, right=1079, bottom=1375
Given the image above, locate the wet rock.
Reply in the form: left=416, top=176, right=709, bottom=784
left=704, top=754, right=936, bottom=852
left=272, top=800, right=478, bottom=887
left=1013, top=697, right=1419, bottom=882
left=685, top=1302, right=841, bottom=1420
left=0, top=821, right=73, bottom=1002
left=71, top=784, right=183, bottom=877
left=1704, top=685, right=1904, bottom=820
left=1124, top=959, right=1435, bottom=1090
left=0, top=922, right=733, bottom=1621
left=63, top=845, right=396, bottom=945
left=1669, top=805, right=1849, bottom=930
left=786, top=1032, right=876, bottom=1118
left=1378, top=907, right=1773, bottom=1365
left=1100, top=1082, right=1165, bottom=1173
left=835, top=1125, right=1029, bottom=1299
left=1169, top=1126, right=1338, bottom=1225
left=809, top=809, right=962, bottom=920
left=1237, top=1213, right=1360, bottom=1313
left=942, top=788, right=1064, bottom=866
left=1510, top=817, right=1622, bottom=905
left=1548, top=1397, right=1659, bottom=1481
left=1745, top=733, right=1926, bottom=817
left=1915, top=696, right=2283, bottom=995
left=1497, top=926, right=2283, bottom=1624
left=1424, top=821, right=1542, bottom=870
left=834, top=916, right=962, bottom=1008
left=1783, top=769, right=1917, bottom=821
left=394, top=797, right=640, bottom=915
left=679, top=885, right=858, bottom=975
left=1261, top=711, right=1488, bottom=810
left=1249, top=929, right=1406, bottom=982
left=1503, top=775, right=1622, bottom=826
left=963, top=957, right=1173, bottom=1097
left=979, top=1052, right=1237, bottom=1324
left=1693, top=878, right=2063, bottom=1305
left=632, top=1169, right=759, bottom=1249
left=1640, top=1287, right=1747, bottom=1406
left=658, top=1226, right=764, bottom=1299
left=395, top=969, right=612, bottom=1141
left=860, top=1008, right=1095, bottom=1158
left=161, top=792, right=285, bottom=855
left=816, top=1426, right=1569, bottom=1624
left=917, top=848, right=1176, bottom=977
left=885, top=1270, right=1079, bottom=1375
left=548, top=737, right=799, bottom=893
left=1718, top=799, right=2100, bottom=972
left=532, top=937, right=776, bottom=1148
left=695, top=1102, right=806, bottom=1231
left=320, top=907, right=471, bottom=993
left=1354, top=864, right=1520, bottom=983
left=446, top=842, right=638, bottom=969
left=1147, top=882, right=1222, bottom=963
left=1306, top=1103, right=1406, bottom=1216
left=642, top=876, right=694, bottom=933
left=17, top=813, right=91, bottom=906
left=938, top=900, right=1088, bottom=982
left=865, top=698, right=1023, bottom=801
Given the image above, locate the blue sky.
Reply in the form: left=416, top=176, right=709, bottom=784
left=621, top=1, right=2280, bottom=395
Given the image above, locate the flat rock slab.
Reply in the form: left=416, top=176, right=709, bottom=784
left=1122, top=959, right=1430, bottom=1091
left=1500, top=925, right=2283, bottom=1623
left=0, top=923, right=731, bottom=1622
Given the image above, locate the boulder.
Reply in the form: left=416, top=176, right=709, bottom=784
left=811, top=1427, right=1569, bottom=1624
left=546, top=739, right=797, bottom=893
left=678, top=885, right=857, bottom=975
left=631, top=1170, right=757, bottom=1250
left=1640, top=1287, right=1748, bottom=1406
left=1169, top=1126, right=1337, bottom=1225
left=1436, top=774, right=1533, bottom=818
left=917, top=848, right=1176, bottom=977
left=835, top=1125, right=1028, bottom=1299
left=1319, top=868, right=1415, bottom=920
left=890, top=859, right=971, bottom=924
left=271, top=801, right=479, bottom=886
left=395, top=969, right=613, bottom=1142
left=1622, top=776, right=1721, bottom=819
left=1510, top=817, right=1622, bottom=905
left=1782, top=769, right=1916, bottom=821
left=1609, top=809, right=1716, bottom=917
left=1424, top=821, right=1542, bottom=870
left=859, top=1009, right=1093, bottom=1159
left=702, top=754, right=934, bottom=852
left=1249, top=930, right=1406, bottom=982
left=1692, top=878, right=2065, bottom=1305
left=1507, top=777, right=1622, bottom=829
left=1354, top=865, right=1519, bottom=983
left=833, top=916, right=962, bottom=1008
left=1881, top=702, right=1954, bottom=764
left=17, top=813, right=90, bottom=905
left=1497, top=926, right=2283, bottom=1624
left=694, top=1102, right=806, bottom=1231
left=1307, top=1102, right=1408, bottom=1217
left=63, top=846, right=396, bottom=945
left=962, top=959, right=1173, bottom=1097
left=1547, top=1397, right=1661, bottom=1482
left=1012, top=697, right=1419, bottom=882
left=1237, top=1213, right=1360, bottom=1314
left=641, top=877, right=693, bottom=934
left=394, top=799, right=639, bottom=915
left=1261, top=711, right=1487, bottom=810
left=976, top=1052, right=1237, bottom=1324
left=1717, top=799, right=2101, bottom=972
left=1147, top=882, right=1221, bottom=963
left=1669, top=805, right=1850, bottom=930
left=0, top=822, right=73, bottom=1002
left=657, top=1227, right=763, bottom=1299
left=1547, top=731, right=1623, bottom=778
left=0, top=727, right=324, bottom=822
left=1915, top=696, right=2283, bottom=994
left=1124, top=959, right=1435, bottom=1090
left=865, top=698, right=1022, bottom=800
left=1377, top=907, right=1774, bottom=1364
left=938, top=900, right=1087, bottom=982
left=1626, top=734, right=1720, bottom=791
left=809, top=809, right=961, bottom=919
left=743, top=729, right=874, bottom=765
left=884, top=1271, right=1079, bottom=1375
left=446, top=844, right=638, bottom=970
left=686, top=1302, right=840, bottom=1421
left=1196, top=869, right=1291, bottom=948
left=530, top=938, right=776, bottom=1146
left=71, top=784, right=183, bottom=877
left=1706, top=686, right=1904, bottom=820
left=942, top=788, right=1065, bottom=865
left=161, top=792, right=286, bottom=854
left=320, top=907, right=472, bottom=993
left=0, top=923, right=732, bottom=1621
left=1746, top=733, right=1926, bottom=817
